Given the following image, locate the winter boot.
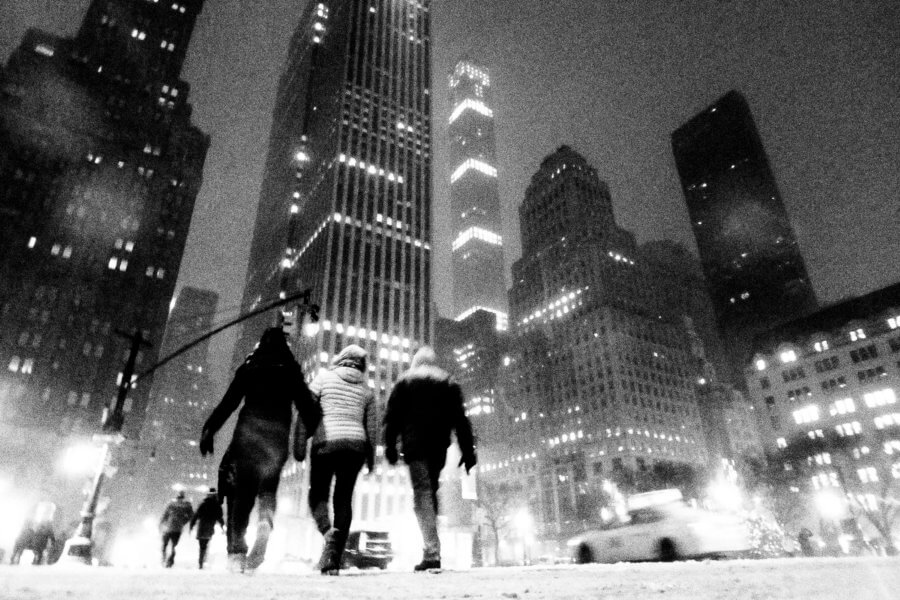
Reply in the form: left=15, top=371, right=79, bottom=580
left=317, top=528, right=341, bottom=575
left=414, top=558, right=441, bottom=572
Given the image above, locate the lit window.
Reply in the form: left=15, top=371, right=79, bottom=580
left=125, top=241, right=134, bottom=252
left=145, top=266, right=154, bottom=277
left=20, top=359, right=34, bottom=374
left=829, top=398, right=856, bottom=416
left=7, top=356, right=21, bottom=372
left=119, top=259, right=128, bottom=272
left=863, top=389, right=896, bottom=408
left=51, top=244, right=61, bottom=256
left=888, top=317, right=900, bottom=330
left=450, top=158, right=497, bottom=183
left=814, top=340, right=829, bottom=352
left=850, top=328, right=866, bottom=341
left=452, top=226, right=502, bottom=251
left=857, top=467, right=878, bottom=483
left=835, top=421, right=862, bottom=437
left=755, top=359, right=767, bottom=371
left=62, top=246, right=72, bottom=259
left=780, top=350, right=798, bottom=364
left=314, top=22, right=325, bottom=31
left=776, top=437, right=787, bottom=449
left=448, top=99, right=493, bottom=124
left=156, top=268, right=165, bottom=279
left=27, top=237, right=37, bottom=249
left=108, top=258, right=118, bottom=270
left=793, top=405, right=819, bottom=425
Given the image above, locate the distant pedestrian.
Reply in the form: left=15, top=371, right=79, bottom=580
left=190, top=488, right=225, bottom=569
left=302, top=344, right=377, bottom=575
left=798, top=527, right=814, bottom=556
left=384, top=346, right=476, bottom=571
left=200, top=327, right=319, bottom=573
left=160, top=490, right=194, bottom=568
left=10, top=520, right=35, bottom=565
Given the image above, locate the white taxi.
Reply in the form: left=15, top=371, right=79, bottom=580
left=567, top=489, right=750, bottom=563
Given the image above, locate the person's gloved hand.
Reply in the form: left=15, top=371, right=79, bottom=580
left=459, top=452, right=477, bottom=474
left=199, top=428, right=214, bottom=456
left=385, top=445, right=398, bottom=465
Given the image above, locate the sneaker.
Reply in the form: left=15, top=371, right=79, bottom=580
left=246, top=521, right=272, bottom=570
left=414, top=559, right=441, bottom=571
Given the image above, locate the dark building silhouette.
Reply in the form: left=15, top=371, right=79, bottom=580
left=0, top=0, right=209, bottom=438
left=672, top=90, right=817, bottom=364
left=144, top=286, right=218, bottom=507
left=448, top=60, right=507, bottom=329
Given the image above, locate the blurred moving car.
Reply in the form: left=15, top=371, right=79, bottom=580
left=341, top=530, right=392, bottom=569
left=567, top=489, right=750, bottom=563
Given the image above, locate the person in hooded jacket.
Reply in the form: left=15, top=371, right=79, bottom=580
left=190, top=488, right=225, bottom=569
left=383, top=346, right=476, bottom=571
left=300, top=344, right=377, bottom=575
left=200, top=327, right=318, bottom=573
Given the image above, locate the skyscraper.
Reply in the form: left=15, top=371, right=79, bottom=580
left=236, top=0, right=433, bottom=393
left=486, top=147, right=712, bottom=534
left=235, top=1, right=437, bottom=559
left=0, top=0, right=209, bottom=439
left=448, top=60, right=507, bottom=329
left=144, top=286, right=218, bottom=507
left=672, top=90, right=817, bottom=352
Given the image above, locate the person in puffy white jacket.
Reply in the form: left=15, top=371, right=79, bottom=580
left=305, top=344, right=377, bottom=574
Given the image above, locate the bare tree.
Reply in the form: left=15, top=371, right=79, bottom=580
left=476, top=480, right=522, bottom=565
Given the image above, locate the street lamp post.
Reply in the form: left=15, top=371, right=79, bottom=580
left=60, top=329, right=148, bottom=564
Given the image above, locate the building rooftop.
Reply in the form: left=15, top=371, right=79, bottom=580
left=751, top=281, right=900, bottom=355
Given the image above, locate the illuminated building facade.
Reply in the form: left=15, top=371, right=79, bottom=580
left=435, top=311, right=507, bottom=430
left=143, top=287, right=218, bottom=507
left=746, top=283, right=900, bottom=513
left=672, top=90, right=817, bottom=365
left=482, top=147, right=712, bottom=535
left=0, top=0, right=209, bottom=439
left=448, top=60, right=507, bottom=329
left=237, top=0, right=447, bottom=564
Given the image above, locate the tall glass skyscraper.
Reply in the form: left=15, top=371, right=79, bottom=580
left=237, top=0, right=434, bottom=393
left=448, top=60, right=507, bottom=329
left=672, top=90, right=818, bottom=342
left=235, top=1, right=438, bottom=562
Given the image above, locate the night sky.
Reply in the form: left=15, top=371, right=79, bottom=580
left=3, top=0, right=898, bottom=391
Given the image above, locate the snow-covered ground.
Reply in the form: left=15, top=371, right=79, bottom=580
left=1, top=557, right=898, bottom=600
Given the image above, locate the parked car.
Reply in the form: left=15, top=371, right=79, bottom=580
left=341, top=530, right=392, bottom=569
left=567, top=490, right=750, bottom=563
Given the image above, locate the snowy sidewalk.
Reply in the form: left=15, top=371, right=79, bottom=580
left=2, top=557, right=898, bottom=600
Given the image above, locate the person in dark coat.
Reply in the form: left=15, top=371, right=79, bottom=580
left=302, top=344, right=377, bottom=575
left=190, top=488, right=225, bottom=569
left=160, top=490, right=194, bottom=567
left=200, top=327, right=318, bottom=573
left=383, top=346, right=476, bottom=571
